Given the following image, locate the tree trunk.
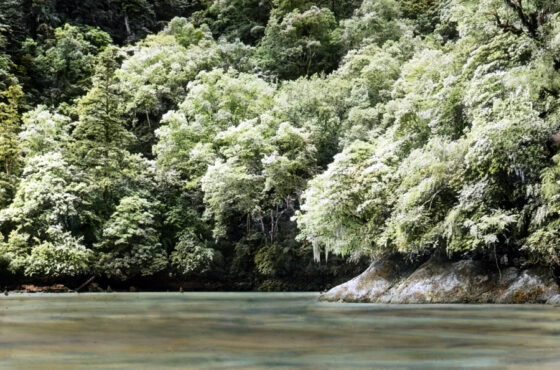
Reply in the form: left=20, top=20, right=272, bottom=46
left=124, top=15, right=131, bottom=36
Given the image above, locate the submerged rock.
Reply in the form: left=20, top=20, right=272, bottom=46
left=321, top=257, right=560, bottom=304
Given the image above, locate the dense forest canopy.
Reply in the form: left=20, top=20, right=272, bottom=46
left=1, top=0, right=560, bottom=289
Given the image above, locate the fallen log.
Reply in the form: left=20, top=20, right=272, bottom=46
left=75, top=276, right=96, bottom=292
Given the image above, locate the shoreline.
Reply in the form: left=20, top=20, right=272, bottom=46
left=321, top=256, right=560, bottom=304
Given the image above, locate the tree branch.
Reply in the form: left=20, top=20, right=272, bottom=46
left=489, top=11, right=523, bottom=36
left=503, top=0, right=539, bottom=37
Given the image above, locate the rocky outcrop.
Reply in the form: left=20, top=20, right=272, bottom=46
left=319, top=257, right=409, bottom=302
left=320, top=257, right=560, bottom=304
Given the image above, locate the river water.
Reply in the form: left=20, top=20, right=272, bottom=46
left=1, top=292, right=560, bottom=369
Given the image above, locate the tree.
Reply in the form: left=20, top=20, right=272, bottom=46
left=95, top=194, right=167, bottom=279
left=155, top=68, right=275, bottom=186
left=70, top=46, right=134, bottom=209
left=24, top=24, right=112, bottom=105
left=335, top=0, right=405, bottom=53
left=170, top=232, right=219, bottom=277
left=0, top=152, right=96, bottom=278
left=272, top=0, right=361, bottom=19
left=0, top=84, right=23, bottom=208
left=19, top=106, right=71, bottom=159
left=0, top=0, right=23, bottom=91
left=295, top=140, right=394, bottom=259
left=0, top=85, right=23, bottom=177
left=192, top=0, right=272, bottom=44
left=256, top=6, right=339, bottom=79
left=270, top=76, right=352, bottom=166
left=486, top=0, right=559, bottom=39
left=200, top=119, right=317, bottom=243
left=116, top=18, right=222, bottom=154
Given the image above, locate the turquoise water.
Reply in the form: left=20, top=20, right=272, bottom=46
left=1, top=293, right=560, bottom=369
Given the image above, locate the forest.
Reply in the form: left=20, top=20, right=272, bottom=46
left=1, top=0, right=560, bottom=291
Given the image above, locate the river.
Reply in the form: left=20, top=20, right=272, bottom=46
left=1, top=292, right=560, bottom=368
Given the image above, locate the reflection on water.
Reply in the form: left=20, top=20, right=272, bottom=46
left=1, top=292, right=560, bottom=368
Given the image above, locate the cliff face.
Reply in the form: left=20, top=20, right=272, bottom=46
left=320, top=257, right=560, bottom=304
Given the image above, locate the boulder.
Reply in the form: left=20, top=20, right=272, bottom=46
left=319, top=258, right=404, bottom=302
left=321, top=257, right=560, bottom=304
left=495, top=267, right=560, bottom=304
left=378, top=259, right=486, bottom=303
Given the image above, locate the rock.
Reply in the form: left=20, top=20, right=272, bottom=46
left=378, top=258, right=488, bottom=303
left=321, top=256, right=560, bottom=304
left=47, top=284, right=69, bottom=293
left=495, top=267, right=560, bottom=304
left=19, top=284, right=69, bottom=293
left=319, top=257, right=406, bottom=302
left=546, top=294, right=560, bottom=305
left=88, top=282, right=104, bottom=292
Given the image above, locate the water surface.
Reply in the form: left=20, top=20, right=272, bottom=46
left=1, top=292, right=560, bottom=368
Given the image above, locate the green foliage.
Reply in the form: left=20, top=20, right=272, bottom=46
left=271, top=76, right=352, bottom=165
left=170, top=233, right=218, bottom=276
left=273, top=0, right=362, bottom=19
left=0, top=231, right=31, bottom=275
left=193, top=0, right=272, bottom=43
left=254, top=243, right=290, bottom=276
left=165, top=17, right=213, bottom=48
left=22, top=233, right=93, bottom=278
left=10, top=0, right=199, bottom=45
left=70, top=46, right=135, bottom=206
left=20, top=106, right=71, bottom=158
left=116, top=19, right=258, bottom=154
left=154, top=68, right=275, bottom=187
left=295, top=0, right=560, bottom=267
left=5, top=0, right=560, bottom=287
left=95, top=194, right=167, bottom=279
left=0, top=85, right=23, bottom=176
left=116, top=21, right=217, bottom=151
left=0, top=4, right=20, bottom=93
left=0, top=152, right=96, bottom=278
left=24, top=24, right=112, bottom=104
left=199, top=119, right=316, bottom=241
left=295, top=140, right=393, bottom=258
left=400, top=0, right=440, bottom=34
left=201, top=156, right=265, bottom=238
left=0, top=84, right=24, bottom=207
left=335, top=0, right=405, bottom=52
left=0, top=0, right=25, bottom=49
left=256, top=6, right=339, bottom=78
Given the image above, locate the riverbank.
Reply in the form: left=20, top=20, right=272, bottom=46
left=1, top=271, right=361, bottom=294
left=321, top=256, right=560, bottom=304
